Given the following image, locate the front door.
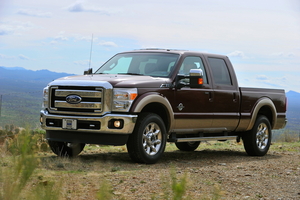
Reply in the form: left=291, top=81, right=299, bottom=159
left=173, top=56, right=214, bottom=132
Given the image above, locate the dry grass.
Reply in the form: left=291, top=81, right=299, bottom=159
left=1, top=129, right=299, bottom=199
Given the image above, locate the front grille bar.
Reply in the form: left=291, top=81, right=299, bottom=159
left=54, top=101, right=102, bottom=109
left=49, top=87, right=103, bottom=114
left=55, top=89, right=102, bottom=98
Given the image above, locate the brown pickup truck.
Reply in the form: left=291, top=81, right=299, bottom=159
left=40, top=49, right=287, bottom=163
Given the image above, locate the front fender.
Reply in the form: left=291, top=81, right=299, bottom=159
left=130, top=92, right=175, bottom=132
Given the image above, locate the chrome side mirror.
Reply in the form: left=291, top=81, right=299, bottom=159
left=189, top=69, right=203, bottom=88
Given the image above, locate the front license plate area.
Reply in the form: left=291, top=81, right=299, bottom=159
left=62, top=119, right=77, bottom=130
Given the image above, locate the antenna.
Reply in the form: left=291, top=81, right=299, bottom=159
left=88, top=34, right=94, bottom=69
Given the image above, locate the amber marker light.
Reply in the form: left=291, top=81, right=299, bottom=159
left=130, top=93, right=138, bottom=100
left=198, top=78, right=203, bottom=85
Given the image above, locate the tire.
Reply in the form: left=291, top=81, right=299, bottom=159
left=48, top=141, right=85, bottom=157
left=126, top=113, right=167, bottom=164
left=242, top=115, right=271, bottom=156
left=175, top=141, right=200, bottom=151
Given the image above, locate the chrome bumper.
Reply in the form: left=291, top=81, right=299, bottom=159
left=40, top=110, right=137, bottom=134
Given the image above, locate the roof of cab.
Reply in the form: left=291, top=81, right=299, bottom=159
left=121, top=48, right=228, bottom=58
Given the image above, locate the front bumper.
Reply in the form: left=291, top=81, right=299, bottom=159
left=40, top=109, right=138, bottom=134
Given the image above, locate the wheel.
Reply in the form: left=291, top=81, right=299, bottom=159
left=48, top=141, right=85, bottom=157
left=126, top=113, right=167, bottom=164
left=242, top=115, right=271, bottom=156
left=175, top=141, right=200, bottom=151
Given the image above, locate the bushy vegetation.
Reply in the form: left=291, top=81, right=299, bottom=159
left=0, top=126, right=59, bottom=200
left=0, top=125, right=223, bottom=200
left=0, top=124, right=299, bottom=199
left=273, top=129, right=300, bottom=142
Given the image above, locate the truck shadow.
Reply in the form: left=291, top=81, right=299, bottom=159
left=40, top=149, right=282, bottom=171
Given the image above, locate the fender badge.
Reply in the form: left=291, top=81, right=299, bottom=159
left=177, top=103, right=185, bottom=111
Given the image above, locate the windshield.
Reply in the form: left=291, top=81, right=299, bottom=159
left=94, top=52, right=179, bottom=77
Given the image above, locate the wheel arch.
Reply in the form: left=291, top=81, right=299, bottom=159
left=131, top=93, right=174, bottom=133
left=246, top=98, right=277, bottom=131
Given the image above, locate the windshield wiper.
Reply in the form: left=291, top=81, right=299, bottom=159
left=118, top=73, right=144, bottom=76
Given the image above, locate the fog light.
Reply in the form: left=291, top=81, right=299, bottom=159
left=108, top=119, right=124, bottom=129
left=114, top=120, right=121, bottom=128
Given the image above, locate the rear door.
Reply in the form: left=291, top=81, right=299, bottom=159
left=206, top=57, right=240, bottom=131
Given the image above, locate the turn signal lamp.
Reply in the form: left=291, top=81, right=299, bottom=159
left=198, top=78, right=203, bottom=85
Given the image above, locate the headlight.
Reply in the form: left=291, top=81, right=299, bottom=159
left=113, top=88, right=137, bottom=112
left=42, top=86, right=49, bottom=109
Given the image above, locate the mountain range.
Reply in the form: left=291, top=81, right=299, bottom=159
left=0, top=66, right=299, bottom=131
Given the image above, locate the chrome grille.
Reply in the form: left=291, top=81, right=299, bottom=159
left=49, top=87, right=103, bottom=114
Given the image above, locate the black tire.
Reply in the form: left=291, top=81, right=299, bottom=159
left=126, top=113, right=167, bottom=164
left=242, top=115, right=272, bottom=156
left=175, top=141, right=200, bottom=151
left=48, top=141, right=85, bottom=157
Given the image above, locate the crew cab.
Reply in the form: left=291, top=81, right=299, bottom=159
left=40, top=49, right=287, bottom=163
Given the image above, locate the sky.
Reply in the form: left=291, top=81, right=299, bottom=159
left=0, top=0, right=300, bottom=92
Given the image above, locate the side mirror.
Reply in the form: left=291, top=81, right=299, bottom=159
left=84, top=68, right=93, bottom=75
left=189, top=69, right=203, bottom=88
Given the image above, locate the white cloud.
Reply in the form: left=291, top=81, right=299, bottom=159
left=0, top=54, right=30, bottom=60
left=256, top=75, right=268, bottom=81
left=18, top=54, right=30, bottom=60
left=73, top=34, right=95, bottom=42
left=0, top=54, right=15, bottom=59
left=53, top=35, right=68, bottom=41
left=0, top=25, right=13, bottom=35
left=66, top=1, right=113, bottom=15
left=271, top=52, right=296, bottom=58
left=16, top=9, right=52, bottom=18
left=74, top=60, right=90, bottom=66
left=253, top=75, right=289, bottom=90
left=50, top=33, right=69, bottom=44
left=227, top=51, right=247, bottom=59
left=0, top=20, right=37, bottom=36
left=98, top=41, right=118, bottom=47
left=67, top=1, right=85, bottom=12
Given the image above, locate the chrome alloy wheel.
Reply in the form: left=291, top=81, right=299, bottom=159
left=142, top=122, right=162, bottom=156
left=256, top=123, right=269, bottom=150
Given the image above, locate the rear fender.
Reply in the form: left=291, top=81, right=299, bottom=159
left=246, top=98, right=276, bottom=131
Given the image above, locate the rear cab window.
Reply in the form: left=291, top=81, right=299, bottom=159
left=207, top=57, right=232, bottom=86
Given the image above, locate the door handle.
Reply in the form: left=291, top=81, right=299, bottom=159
left=233, top=92, right=238, bottom=103
left=205, top=92, right=213, bottom=102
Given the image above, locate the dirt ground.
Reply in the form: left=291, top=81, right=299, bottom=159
left=39, top=142, right=300, bottom=200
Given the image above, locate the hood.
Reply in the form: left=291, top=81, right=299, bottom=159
left=52, top=74, right=170, bottom=88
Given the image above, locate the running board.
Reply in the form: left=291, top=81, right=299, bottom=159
left=172, top=136, right=237, bottom=143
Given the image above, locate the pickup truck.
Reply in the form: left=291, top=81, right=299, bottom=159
left=40, top=49, right=287, bottom=164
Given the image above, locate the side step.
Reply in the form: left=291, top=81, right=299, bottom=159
left=168, top=136, right=237, bottom=143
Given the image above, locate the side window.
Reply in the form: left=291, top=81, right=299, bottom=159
left=178, top=56, right=208, bottom=84
left=208, top=58, right=232, bottom=85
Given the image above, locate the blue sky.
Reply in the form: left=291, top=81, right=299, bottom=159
left=0, top=0, right=300, bottom=92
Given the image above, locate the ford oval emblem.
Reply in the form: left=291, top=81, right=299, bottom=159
left=66, top=95, right=82, bottom=104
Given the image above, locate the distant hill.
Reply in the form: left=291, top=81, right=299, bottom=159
left=285, top=90, right=300, bottom=131
left=0, top=66, right=74, bottom=128
left=0, top=66, right=299, bottom=131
